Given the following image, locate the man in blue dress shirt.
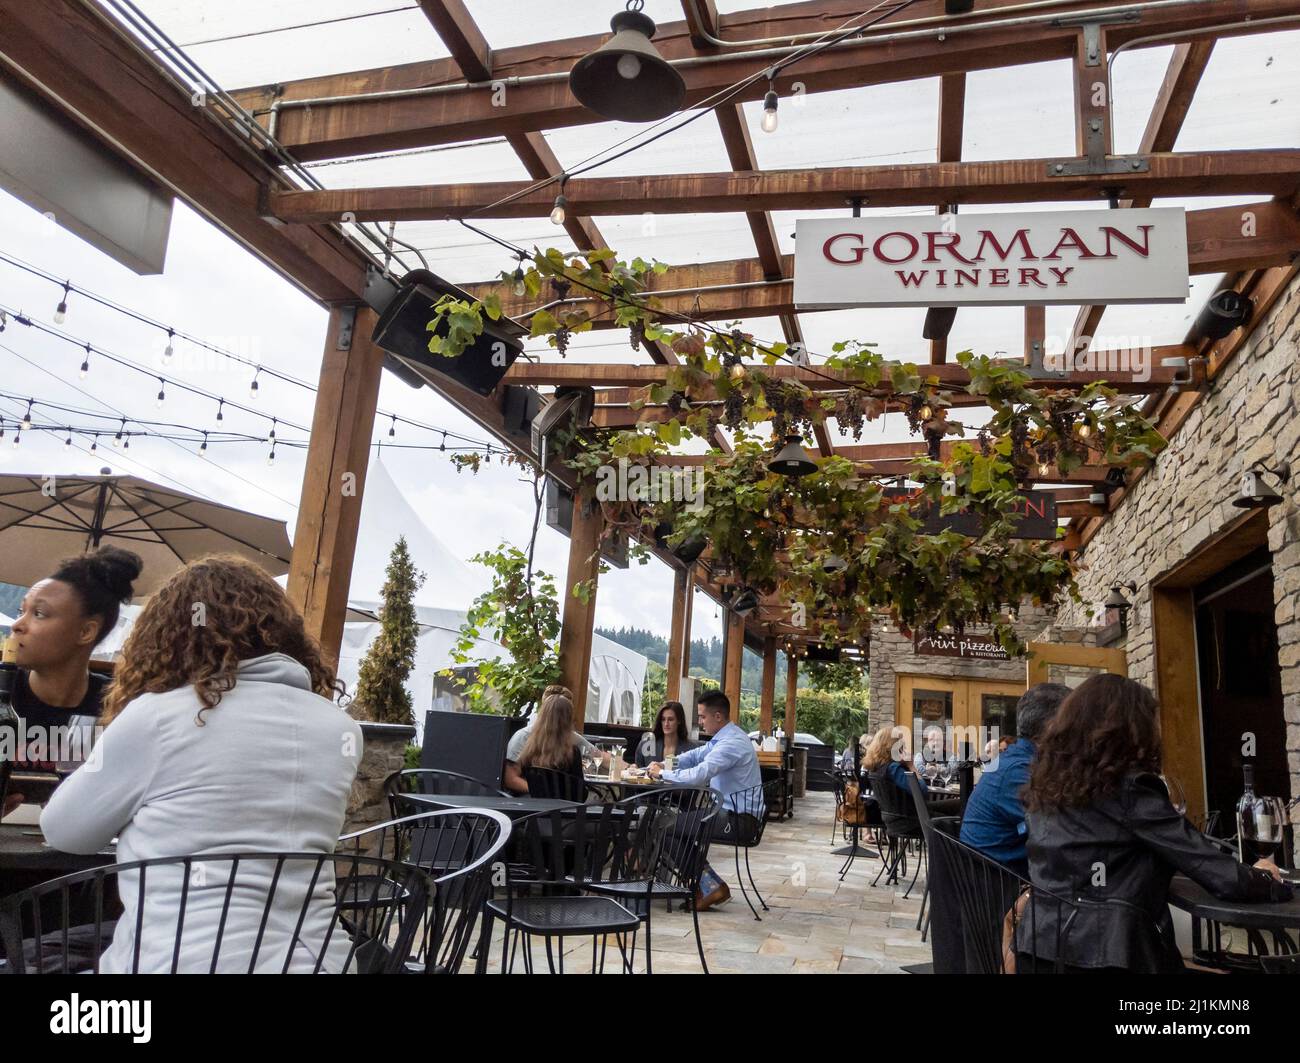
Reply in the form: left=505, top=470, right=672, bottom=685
left=648, top=691, right=763, bottom=910
left=959, top=682, right=1071, bottom=874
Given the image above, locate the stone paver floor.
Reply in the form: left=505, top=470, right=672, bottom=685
left=476, top=790, right=932, bottom=974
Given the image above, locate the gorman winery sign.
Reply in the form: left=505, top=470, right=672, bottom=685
left=793, top=208, right=1188, bottom=307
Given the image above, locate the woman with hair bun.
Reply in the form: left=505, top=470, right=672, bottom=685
left=3, top=545, right=142, bottom=815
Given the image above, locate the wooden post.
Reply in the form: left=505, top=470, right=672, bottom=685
left=784, top=651, right=798, bottom=739
left=1024, top=305, right=1046, bottom=369
left=1073, top=26, right=1112, bottom=160
left=722, top=609, right=745, bottom=711
left=665, top=566, right=692, bottom=702
left=288, top=305, right=383, bottom=671
left=759, top=636, right=777, bottom=733
left=557, top=485, right=604, bottom=721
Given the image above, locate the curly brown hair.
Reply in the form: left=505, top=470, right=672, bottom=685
left=102, top=554, right=342, bottom=726
left=1024, top=673, right=1163, bottom=812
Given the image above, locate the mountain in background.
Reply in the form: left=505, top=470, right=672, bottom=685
left=596, top=625, right=788, bottom=693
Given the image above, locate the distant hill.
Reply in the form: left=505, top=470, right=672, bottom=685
left=596, top=625, right=788, bottom=694
left=0, top=582, right=25, bottom=620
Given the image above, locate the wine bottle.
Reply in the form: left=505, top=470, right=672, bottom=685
left=0, top=663, right=19, bottom=814
left=1236, top=763, right=1258, bottom=863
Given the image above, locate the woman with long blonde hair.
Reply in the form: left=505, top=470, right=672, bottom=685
left=502, top=684, right=603, bottom=794
left=41, top=555, right=363, bottom=973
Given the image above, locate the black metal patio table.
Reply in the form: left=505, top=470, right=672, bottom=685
left=1168, top=872, right=1300, bottom=970
left=399, top=792, right=586, bottom=819
left=0, top=825, right=115, bottom=890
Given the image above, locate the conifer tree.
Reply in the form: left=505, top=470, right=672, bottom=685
left=353, top=537, right=426, bottom=725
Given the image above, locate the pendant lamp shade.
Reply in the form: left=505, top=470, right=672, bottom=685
left=769, top=434, right=818, bottom=477
left=569, top=8, right=686, bottom=122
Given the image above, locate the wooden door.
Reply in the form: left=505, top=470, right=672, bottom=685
left=897, top=675, right=1028, bottom=759
left=1025, top=642, right=1127, bottom=686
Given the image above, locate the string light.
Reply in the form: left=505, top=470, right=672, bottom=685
left=512, top=255, right=528, bottom=297
left=113, top=419, right=124, bottom=447
left=550, top=175, right=568, bottom=226
left=11, top=430, right=20, bottom=449
left=21, top=400, right=33, bottom=431
left=761, top=82, right=779, bottom=133
left=64, top=431, right=72, bottom=450
left=199, top=431, right=208, bottom=456
left=53, top=283, right=70, bottom=324
left=162, top=328, right=175, bottom=366
left=0, top=419, right=5, bottom=441
left=440, top=431, right=447, bottom=452
left=268, top=418, right=277, bottom=441
left=215, top=399, right=224, bottom=423
left=266, top=443, right=276, bottom=467
left=79, top=344, right=91, bottom=379
left=156, top=377, right=166, bottom=408
left=90, top=434, right=98, bottom=452
left=0, top=311, right=7, bottom=332
left=248, top=368, right=261, bottom=400
left=388, top=414, right=396, bottom=438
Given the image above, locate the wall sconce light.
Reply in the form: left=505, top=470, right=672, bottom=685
left=1103, top=580, right=1138, bottom=637
left=1231, top=461, right=1289, bottom=510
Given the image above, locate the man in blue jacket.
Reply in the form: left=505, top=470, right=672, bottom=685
left=959, top=682, right=1071, bottom=876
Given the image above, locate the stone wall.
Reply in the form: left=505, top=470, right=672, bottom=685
left=867, top=604, right=1055, bottom=733
left=1055, top=270, right=1300, bottom=821
left=341, top=721, right=415, bottom=839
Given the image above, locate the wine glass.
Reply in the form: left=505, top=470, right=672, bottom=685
left=1242, top=795, right=1287, bottom=862
left=1160, top=774, right=1187, bottom=817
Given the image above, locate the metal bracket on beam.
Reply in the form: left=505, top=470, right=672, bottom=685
left=1046, top=156, right=1149, bottom=178
left=336, top=305, right=356, bottom=351
left=1081, top=21, right=1103, bottom=67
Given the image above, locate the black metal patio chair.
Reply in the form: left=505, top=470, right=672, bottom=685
left=337, top=808, right=512, bottom=974
left=580, top=786, right=719, bottom=973
left=384, top=768, right=508, bottom=820
left=0, top=852, right=431, bottom=974
left=523, top=764, right=587, bottom=802
left=709, top=780, right=779, bottom=921
left=477, top=803, right=646, bottom=973
left=867, top=767, right=925, bottom=898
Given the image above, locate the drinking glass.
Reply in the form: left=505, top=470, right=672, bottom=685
left=1160, top=774, right=1187, bottom=817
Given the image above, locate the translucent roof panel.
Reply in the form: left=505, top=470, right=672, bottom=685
left=136, top=1, right=449, bottom=86
left=962, top=60, right=1076, bottom=162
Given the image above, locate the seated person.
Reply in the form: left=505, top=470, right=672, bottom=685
left=503, top=683, right=604, bottom=794
left=1021, top=674, right=1290, bottom=973
left=633, top=700, right=699, bottom=768
left=510, top=689, right=587, bottom=799
left=960, top=683, right=1069, bottom=875
left=39, top=555, right=364, bottom=973
left=3, top=546, right=142, bottom=818
left=648, top=691, right=763, bottom=911
left=861, top=724, right=960, bottom=817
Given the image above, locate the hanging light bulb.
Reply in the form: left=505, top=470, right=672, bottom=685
left=249, top=369, right=261, bottom=400
left=79, top=344, right=91, bottom=379
left=11, top=431, right=20, bottom=449
left=162, top=328, right=175, bottom=366
left=90, top=434, right=98, bottom=452
left=64, top=432, right=72, bottom=451
left=512, top=257, right=528, bottom=297
left=550, top=193, right=568, bottom=226
left=266, top=444, right=276, bottom=467
left=113, top=420, right=124, bottom=448
left=761, top=86, right=779, bottom=133
left=439, top=431, right=447, bottom=452
left=53, top=283, right=70, bottom=324
left=0, top=310, right=7, bottom=332
left=269, top=418, right=277, bottom=441
left=123, top=435, right=130, bottom=450
left=0, top=420, right=7, bottom=441
left=156, top=377, right=166, bottom=408
left=199, top=432, right=208, bottom=457
left=21, top=400, right=33, bottom=431
left=216, top=399, right=224, bottom=423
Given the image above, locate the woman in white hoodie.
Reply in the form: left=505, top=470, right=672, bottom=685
left=40, top=555, right=364, bottom=973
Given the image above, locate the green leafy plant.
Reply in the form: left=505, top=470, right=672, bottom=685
left=434, top=246, right=1169, bottom=655
left=352, top=537, right=426, bottom=725
left=443, top=543, right=562, bottom=716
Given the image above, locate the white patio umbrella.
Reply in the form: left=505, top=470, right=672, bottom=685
left=0, top=470, right=292, bottom=595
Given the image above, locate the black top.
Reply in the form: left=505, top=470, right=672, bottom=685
left=1022, top=772, right=1291, bottom=971
left=9, top=668, right=106, bottom=771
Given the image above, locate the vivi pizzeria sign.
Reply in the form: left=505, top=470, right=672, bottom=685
left=793, top=208, right=1188, bottom=307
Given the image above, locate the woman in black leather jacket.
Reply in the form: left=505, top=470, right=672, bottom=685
left=1019, top=674, right=1290, bottom=972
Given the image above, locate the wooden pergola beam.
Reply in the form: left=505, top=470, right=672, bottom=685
left=930, top=71, right=966, bottom=365
left=268, top=150, right=1300, bottom=222
left=0, top=1, right=373, bottom=305
left=506, top=353, right=1192, bottom=392
left=230, top=0, right=1296, bottom=160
